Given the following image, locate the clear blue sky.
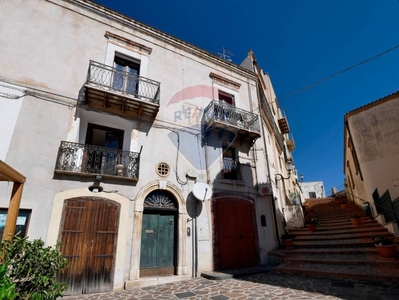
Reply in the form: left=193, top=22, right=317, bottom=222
left=95, top=0, right=399, bottom=195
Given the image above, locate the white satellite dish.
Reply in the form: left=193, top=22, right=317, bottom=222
left=192, top=182, right=212, bottom=202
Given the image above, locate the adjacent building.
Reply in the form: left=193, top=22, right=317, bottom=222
left=344, top=91, right=399, bottom=236
left=300, top=181, right=326, bottom=199
left=0, top=0, right=302, bottom=294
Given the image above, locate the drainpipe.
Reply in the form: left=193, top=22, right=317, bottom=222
left=253, top=60, right=280, bottom=248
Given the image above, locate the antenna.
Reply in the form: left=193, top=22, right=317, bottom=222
left=218, top=47, right=233, bottom=62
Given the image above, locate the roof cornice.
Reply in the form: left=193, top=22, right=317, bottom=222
left=58, top=0, right=257, bottom=80
left=344, top=90, right=399, bottom=121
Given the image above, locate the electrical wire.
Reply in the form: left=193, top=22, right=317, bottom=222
left=278, top=43, right=399, bottom=101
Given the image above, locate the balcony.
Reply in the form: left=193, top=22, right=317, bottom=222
left=55, top=141, right=140, bottom=181
left=203, top=100, right=261, bottom=145
left=285, top=132, right=296, bottom=151
left=277, top=109, right=290, bottom=134
left=83, top=60, right=160, bottom=121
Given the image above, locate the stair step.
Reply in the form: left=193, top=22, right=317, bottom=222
left=293, top=231, right=393, bottom=242
left=292, top=238, right=375, bottom=248
left=273, top=261, right=399, bottom=283
left=273, top=198, right=399, bottom=284
left=290, top=225, right=388, bottom=236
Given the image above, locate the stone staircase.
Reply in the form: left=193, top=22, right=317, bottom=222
left=270, top=198, right=399, bottom=283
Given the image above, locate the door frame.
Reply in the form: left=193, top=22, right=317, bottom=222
left=129, top=181, right=188, bottom=281
left=47, top=190, right=130, bottom=291
left=212, top=193, right=259, bottom=270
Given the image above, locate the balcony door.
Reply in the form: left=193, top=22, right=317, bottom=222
left=113, top=56, right=140, bottom=96
left=85, top=124, right=124, bottom=174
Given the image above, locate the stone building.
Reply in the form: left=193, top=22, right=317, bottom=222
left=0, top=0, right=302, bottom=294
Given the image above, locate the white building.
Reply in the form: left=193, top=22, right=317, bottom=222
left=299, top=181, right=326, bottom=199
left=0, top=0, right=302, bottom=294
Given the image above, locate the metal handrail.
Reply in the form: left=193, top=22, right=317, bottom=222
left=86, top=60, right=160, bottom=104
left=55, top=141, right=140, bottom=179
left=346, top=191, right=399, bottom=223
left=203, top=100, right=260, bottom=133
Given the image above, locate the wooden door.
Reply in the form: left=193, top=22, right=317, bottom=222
left=59, top=198, right=119, bottom=294
left=140, top=212, right=176, bottom=277
left=217, top=198, right=256, bottom=270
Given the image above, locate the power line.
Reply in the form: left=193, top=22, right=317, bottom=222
left=278, top=43, right=399, bottom=101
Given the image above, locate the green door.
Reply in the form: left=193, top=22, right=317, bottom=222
left=140, top=212, right=176, bottom=277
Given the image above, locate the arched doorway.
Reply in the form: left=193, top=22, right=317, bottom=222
left=58, top=197, right=120, bottom=294
left=215, top=197, right=257, bottom=270
left=140, top=190, right=178, bottom=277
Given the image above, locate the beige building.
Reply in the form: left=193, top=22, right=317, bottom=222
left=0, top=0, right=302, bottom=294
left=344, top=91, right=399, bottom=235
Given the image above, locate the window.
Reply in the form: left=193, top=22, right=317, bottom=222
left=309, top=192, right=316, bottom=198
left=218, top=90, right=234, bottom=106
left=0, top=209, right=31, bottom=237
left=113, top=55, right=140, bottom=96
left=84, top=123, right=124, bottom=174
left=223, top=147, right=240, bottom=180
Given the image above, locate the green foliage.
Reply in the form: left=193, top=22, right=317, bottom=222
left=0, top=264, right=18, bottom=300
left=374, top=235, right=394, bottom=246
left=0, top=234, right=68, bottom=300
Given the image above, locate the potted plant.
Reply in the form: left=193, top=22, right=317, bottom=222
left=281, top=232, right=296, bottom=249
left=350, top=214, right=362, bottom=226
left=306, top=218, right=319, bottom=232
left=374, top=235, right=397, bottom=258
left=341, top=201, right=348, bottom=209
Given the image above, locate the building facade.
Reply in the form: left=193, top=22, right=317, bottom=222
left=344, top=91, right=399, bottom=236
left=0, top=0, right=302, bottom=294
left=299, top=181, right=326, bottom=199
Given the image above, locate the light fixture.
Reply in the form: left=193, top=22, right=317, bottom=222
left=88, top=184, right=103, bottom=193
left=88, top=176, right=103, bottom=193
left=275, top=160, right=295, bottom=182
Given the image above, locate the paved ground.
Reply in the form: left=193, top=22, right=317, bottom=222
left=62, top=273, right=399, bottom=300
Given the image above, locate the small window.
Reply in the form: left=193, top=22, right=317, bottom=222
left=309, top=192, right=316, bottom=198
left=0, top=209, right=31, bottom=237
left=222, top=147, right=240, bottom=180
left=156, top=162, right=170, bottom=177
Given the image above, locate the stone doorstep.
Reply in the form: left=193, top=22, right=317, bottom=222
left=201, top=266, right=272, bottom=280
left=290, top=228, right=388, bottom=237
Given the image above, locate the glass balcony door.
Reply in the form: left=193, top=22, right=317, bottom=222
left=113, top=56, right=140, bottom=96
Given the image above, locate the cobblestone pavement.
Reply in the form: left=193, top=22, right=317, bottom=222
left=62, top=273, right=399, bottom=300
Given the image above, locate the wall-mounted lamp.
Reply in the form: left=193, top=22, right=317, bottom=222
left=275, top=160, right=294, bottom=182
left=88, top=175, right=103, bottom=193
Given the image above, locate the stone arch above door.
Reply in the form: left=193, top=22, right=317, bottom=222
left=129, top=181, right=187, bottom=281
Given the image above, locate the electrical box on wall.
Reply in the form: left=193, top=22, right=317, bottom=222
left=258, top=183, right=272, bottom=196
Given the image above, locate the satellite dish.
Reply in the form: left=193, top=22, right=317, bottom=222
left=192, top=182, right=212, bottom=202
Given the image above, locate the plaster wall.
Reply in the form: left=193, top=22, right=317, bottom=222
left=0, top=83, right=24, bottom=161
left=347, top=96, right=399, bottom=210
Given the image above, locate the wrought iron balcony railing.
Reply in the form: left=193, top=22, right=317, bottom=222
left=86, top=60, right=160, bottom=104
left=203, top=100, right=260, bottom=133
left=55, top=141, right=140, bottom=180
